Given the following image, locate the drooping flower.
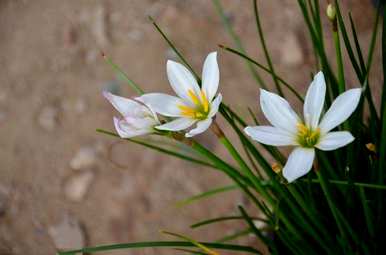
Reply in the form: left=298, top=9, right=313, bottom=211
left=140, top=52, right=222, bottom=137
left=244, top=72, right=361, bottom=183
left=103, top=91, right=160, bottom=138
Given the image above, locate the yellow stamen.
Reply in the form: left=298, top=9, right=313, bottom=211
left=179, top=89, right=211, bottom=120
left=296, top=123, right=320, bottom=148
left=200, top=90, right=209, bottom=113
left=178, top=104, right=196, bottom=118
left=297, top=123, right=308, bottom=135
left=188, top=89, right=201, bottom=106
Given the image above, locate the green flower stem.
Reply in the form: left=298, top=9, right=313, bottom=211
left=253, top=0, right=283, bottom=96
left=218, top=108, right=327, bottom=243
left=332, top=30, right=345, bottom=94
left=212, top=0, right=267, bottom=89
left=211, top=121, right=274, bottom=205
left=102, top=53, right=144, bottom=95
left=286, top=186, right=332, bottom=245
left=358, top=187, right=375, bottom=237
left=209, top=121, right=308, bottom=240
left=304, top=178, right=386, bottom=190
left=148, top=16, right=201, bottom=83
left=219, top=45, right=304, bottom=102
left=316, top=170, right=347, bottom=241
left=189, top=140, right=268, bottom=213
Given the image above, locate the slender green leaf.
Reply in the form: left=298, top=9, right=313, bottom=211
left=238, top=206, right=278, bottom=255
left=58, top=241, right=261, bottom=255
left=252, top=0, right=282, bottom=95
left=176, top=185, right=239, bottom=207
left=335, top=1, right=362, bottom=78
left=216, top=228, right=252, bottom=243
left=149, top=16, right=201, bottom=82
left=358, top=187, right=374, bottom=236
left=191, top=215, right=268, bottom=229
left=102, top=53, right=144, bottom=95
left=219, top=45, right=303, bottom=102
left=212, top=0, right=266, bottom=88
left=348, top=12, right=366, bottom=72
left=302, top=178, right=386, bottom=190
left=96, top=129, right=217, bottom=169
left=161, top=231, right=219, bottom=255
left=174, top=248, right=209, bottom=255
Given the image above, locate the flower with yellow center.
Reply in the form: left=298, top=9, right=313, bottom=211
left=140, top=52, right=222, bottom=137
left=244, top=72, right=361, bottom=183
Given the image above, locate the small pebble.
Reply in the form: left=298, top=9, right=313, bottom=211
left=38, top=106, right=58, bottom=131
left=48, top=215, right=85, bottom=250
left=92, top=5, right=109, bottom=47
left=280, top=32, right=303, bottom=66
left=64, top=171, right=94, bottom=202
left=0, top=185, right=10, bottom=217
left=127, top=30, right=143, bottom=42
left=70, top=146, right=97, bottom=170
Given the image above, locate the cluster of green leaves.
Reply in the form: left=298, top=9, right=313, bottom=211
left=60, top=0, right=386, bottom=254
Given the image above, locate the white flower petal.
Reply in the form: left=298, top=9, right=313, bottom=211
left=319, top=88, right=361, bottom=133
left=316, top=131, right=354, bottom=151
left=208, top=93, right=222, bottom=118
left=303, top=71, right=326, bottom=129
left=244, top=126, right=297, bottom=146
left=202, top=52, right=219, bottom=101
left=139, top=93, right=184, bottom=117
left=283, top=147, right=315, bottom=183
left=103, top=91, right=141, bottom=116
left=156, top=118, right=196, bottom=131
left=113, top=117, right=151, bottom=138
left=185, top=118, right=213, bottom=137
left=167, top=60, right=201, bottom=102
left=125, top=116, right=158, bottom=129
left=135, top=96, right=160, bottom=123
left=260, top=89, right=300, bottom=134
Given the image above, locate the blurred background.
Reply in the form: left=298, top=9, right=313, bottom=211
left=0, top=0, right=381, bottom=254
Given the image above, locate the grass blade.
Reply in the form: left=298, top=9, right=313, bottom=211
left=161, top=231, right=220, bottom=255
left=252, top=0, right=283, bottom=95
left=238, top=205, right=278, bottom=255
left=148, top=16, right=201, bottom=83
left=302, top=178, right=386, bottom=190
left=102, top=53, right=144, bottom=95
left=219, top=45, right=304, bottom=102
left=176, top=185, right=239, bottom=207
left=358, top=187, right=375, bottom=237
left=97, top=129, right=218, bottom=169
left=212, top=0, right=266, bottom=88
left=191, top=215, right=268, bottom=229
left=58, top=241, right=261, bottom=255
left=216, top=228, right=252, bottom=243
left=348, top=13, right=366, bottom=72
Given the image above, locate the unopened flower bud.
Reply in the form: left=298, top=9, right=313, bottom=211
left=366, top=143, right=376, bottom=153
left=271, top=162, right=282, bottom=174
left=326, top=4, right=336, bottom=21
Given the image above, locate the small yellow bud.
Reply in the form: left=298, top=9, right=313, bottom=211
left=271, top=162, right=282, bottom=174
left=326, top=4, right=336, bottom=21
left=366, top=143, right=376, bottom=153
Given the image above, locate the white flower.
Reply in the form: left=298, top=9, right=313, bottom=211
left=140, top=52, right=222, bottom=137
left=244, top=72, right=361, bottom=183
left=103, top=91, right=160, bottom=138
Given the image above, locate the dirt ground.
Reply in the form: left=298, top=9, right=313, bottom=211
left=0, top=0, right=381, bottom=254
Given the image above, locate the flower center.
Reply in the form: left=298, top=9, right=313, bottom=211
left=296, top=123, right=320, bottom=148
left=178, top=89, right=210, bottom=120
